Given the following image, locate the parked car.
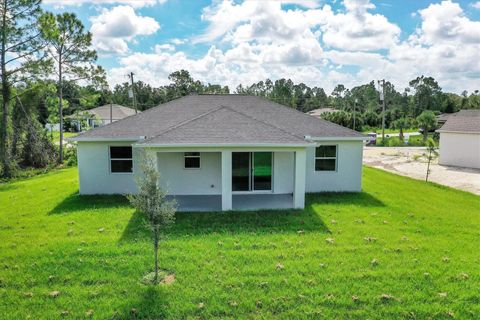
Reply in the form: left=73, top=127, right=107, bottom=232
left=366, top=132, right=377, bottom=145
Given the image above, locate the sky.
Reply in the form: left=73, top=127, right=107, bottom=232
left=41, top=0, right=480, bottom=93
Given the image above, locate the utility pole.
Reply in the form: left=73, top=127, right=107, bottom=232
left=378, top=79, right=386, bottom=143
left=128, top=72, right=138, bottom=114
left=353, top=98, right=358, bottom=131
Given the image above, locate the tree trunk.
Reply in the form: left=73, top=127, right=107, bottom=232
left=0, top=0, right=11, bottom=177
left=154, top=230, right=159, bottom=283
left=399, top=128, right=404, bottom=142
left=58, top=53, right=63, bottom=163
left=426, top=149, right=432, bottom=182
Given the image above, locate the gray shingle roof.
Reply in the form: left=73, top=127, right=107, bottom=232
left=87, top=104, right=138, bottom=120
left=437, top=110, right=480, bottom=134
left=72, top=95, right=364, bottom=144
left=141, top=106, right=310, bottom=145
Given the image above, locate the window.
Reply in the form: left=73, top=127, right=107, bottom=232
left=184, top=152, right=200, bottom=169
left=315, top=145, right=337, bottom=171
left=110, top=146, right=133, bottom=173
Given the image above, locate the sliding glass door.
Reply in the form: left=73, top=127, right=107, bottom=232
left=232, top=152, right=272, bottom=192
left=252, top=152, right=272, bottom=190
left=232, top=152, right=250, bottom=191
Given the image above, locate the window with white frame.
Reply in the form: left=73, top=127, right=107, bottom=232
left=110, top=146, right=133, bottom=173
left=315, top=145, right=337, bottom=171
left=184, top=152, right=200, bottom=169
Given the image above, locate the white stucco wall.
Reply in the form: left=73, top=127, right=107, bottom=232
left=77, top=143, right=364, bottom=196
left=157, top=152, right=222, bottom=195
left=77, top=141, right=138, bottom=194
left=439, top=132, right=480, bottom=169
left=273, top=152, right=294, bottom=194
left=156, top=151, right=296, bottom=195
left=305, top=141, right=364, bottom=192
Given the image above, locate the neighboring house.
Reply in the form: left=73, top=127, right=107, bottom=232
left=437, top=110, right=480, bottom=169
left=70, top=104, right=138, bottom=130
left=71, top=95, right=368, bottom=211
left=307, top=107, right=336, bottom=118
left=436, top=113, right=454, bottom=126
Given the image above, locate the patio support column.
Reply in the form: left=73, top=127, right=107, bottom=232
left=221, top=151, right=232, bottom=211
left=293, top=149, right=306, bottom=209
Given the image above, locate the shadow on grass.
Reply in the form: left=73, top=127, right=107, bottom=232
left=120, top=192, right=385, bottom=243
left=120, top=202, right=336, bottom=243
left=307, top=191, right=386, bottom=207
left=116, top=286, right=168, bottom=319
left=0, top=183, right=19, bottom=192
left=49, top=192, right=130, bottom=215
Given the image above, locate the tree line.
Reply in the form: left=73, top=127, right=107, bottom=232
left=1, top=0, right=479, bottom=178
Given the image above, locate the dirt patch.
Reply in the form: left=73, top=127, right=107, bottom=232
left=141, top=271, right=176, bottom=285
left=364, top=147, right=480, bottom=195
left=160, top=274, right=175, bottom=285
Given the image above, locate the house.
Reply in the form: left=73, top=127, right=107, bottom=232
left=436, top=110, right=480, bottom=169
left=436, top=113, right=454, bottom=126
left=70, top=104, right=138, bottom=130
left=71, top=95, right=368, bottom=211
left=306, top=107, right=336, bottom=118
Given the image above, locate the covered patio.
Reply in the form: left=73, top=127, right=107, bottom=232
left=152, top=148, right=307, bottom=211
left=168, top=194, right=295, bottom=212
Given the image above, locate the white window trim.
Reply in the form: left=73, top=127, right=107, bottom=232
left=314, top=144, right=338, bottom=172
left=109, top=146, right=133, bottom=174
left=184, top=152, right=201, bottom=170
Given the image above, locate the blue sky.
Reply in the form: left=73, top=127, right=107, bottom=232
left=42, top=0, right=480, bottom=93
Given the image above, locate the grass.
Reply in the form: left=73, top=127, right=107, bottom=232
left=363, top=128, right=420, bottom=135
left=48, top=131, right=77, bottom=142
left=375, top=134, right=438, bottom=147
left=0, top=167, right=479, bottom=319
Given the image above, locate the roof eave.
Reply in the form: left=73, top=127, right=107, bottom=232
left=305, top=135, right=373, bottom=141
left=436, top=130, right=480, bottom=134
left=69, top=136, right=146, bottom=142
left=133, top=142, right=315, bottom=148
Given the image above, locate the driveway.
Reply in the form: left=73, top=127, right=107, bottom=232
left=363, top=147, right=480, bottom=195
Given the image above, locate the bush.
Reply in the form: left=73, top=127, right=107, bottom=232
left=64, top=147, right=77, bottom=167
left=386, top=137, right=404, bottom=147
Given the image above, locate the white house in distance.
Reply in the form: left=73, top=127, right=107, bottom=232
left=437, top=110, right=480, bottom=169
left=71, top=95, right=368, bottom=211
left=71, top=104, right=138, bottom=130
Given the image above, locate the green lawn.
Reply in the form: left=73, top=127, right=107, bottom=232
left=49, top=131, right=77, bottom=141
left=0, top=167, right=479, bottom=319
left=362, top=128, right=420, bottom=135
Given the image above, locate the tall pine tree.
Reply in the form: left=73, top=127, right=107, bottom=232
left=41, top=12, right=105, bottom=163
left=0, top=0, right=49, bottom=177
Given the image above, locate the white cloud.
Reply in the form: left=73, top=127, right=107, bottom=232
left=471, top=1, right=480, bottom=9
left=107, top=0, right=480, bottom=94
left=170, top=38, right=185, bottom=45
left=90, top=5, right=160, bottom=54
left=43, top=0, right=167, bottom=8
left=154, top=44, right=175, bottom=52
left=384, top=1, right=480, bottom=91
left=416, top=0, right=480, bottom=45
left=320, top=1, right=401, bottom=51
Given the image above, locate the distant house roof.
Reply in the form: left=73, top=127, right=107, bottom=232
left=85, top=104, right=138, bottom=120
left=437, top=110, right=480, bottom=134
left=307, top=108, right=336, bottom=118
left=436, top=113, right=454, bottom=125
left=72, top=95, right=365, bottom=145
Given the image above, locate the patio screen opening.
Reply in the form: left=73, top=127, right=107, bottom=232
left=232, top=152, right=272, bottom=191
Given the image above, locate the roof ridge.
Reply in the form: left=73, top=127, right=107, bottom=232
left=251, top=95, right=364, bottom=137
left=221, top=105, right=306, bottom=141
left=142, top=105, right=226, bottom=143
